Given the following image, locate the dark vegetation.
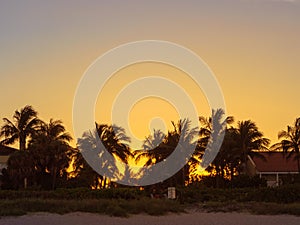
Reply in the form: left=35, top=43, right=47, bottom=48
left=0, top=185, right=299, bottom=217
left=0, top=105, right=299, bottom=216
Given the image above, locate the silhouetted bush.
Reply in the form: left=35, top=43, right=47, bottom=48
left=230, top=175, right=267, bottom=188
left=0, top=188, right=145, bottom=200
left=178, top=184, right=300, bottom=203
left=0, top=184, right=299, bottom=204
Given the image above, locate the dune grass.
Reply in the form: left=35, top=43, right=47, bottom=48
left=0, top=187, right=299, bottom=217
left=0, top=198, right=184, bottom=217
left=195, top=201, right=300, bottom=216
left=0, top=198, right=299, bottom=218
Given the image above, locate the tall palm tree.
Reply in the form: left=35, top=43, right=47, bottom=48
left=76, top=123, right=132, bottom=188
left=95, top=123, right=132, bottom=163
left=195, top=109, right=234, bottom=186
left=272, top=118, right=300, bottom=172
left=135, top=129, right=166, bottom=166
left=143, top=129, right=165, bottom=151
left=28, top=119, right=73, bottom=189
left=198, top=108, right=234, bottom=169
left=168, top=119, right=199, bottom=186
left=0, top=105, right=40, bottom=151
left=72, top=146, right=106, bottom=189
left=6, top=150, right=35, bottom=189
left=208, top=127, right=240, bottom=181
left=235, top=120, right=270, bottom=173
left=135, top=119, right=198, bottom=186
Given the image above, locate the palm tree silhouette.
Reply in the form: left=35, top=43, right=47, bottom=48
left=76, top=123, right=132, bottom=187
left=28, top=119, right=73, bottom=189
left=0, top=105, right=40, bottom=151
left=75, top=129, right=108, bottom=188
left=207, top=127, right=240, bottom=182
left=135, top=119, right=198, bottom=186
left=198, top=108, right=234, bottom=169
left=95, top=123, right=132, bottom=163
left=195, top=109, right=234, bottom=186
left=168, top=119, right=199, bottom=186
left=6, top=150, right=35, bottom=189
left=235, top=120, right=270, bottom=173
left=135, top=129, right=166, bottom=166
left=272, top=117, right=300, bottom=172
left=143, top=129, right=165, bottom=151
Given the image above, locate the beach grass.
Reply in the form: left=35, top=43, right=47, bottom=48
left=0, top=198, right=184, bottom=217
left=0, top=198, right=300, bottom=217
left=194, top=201, right=300, bottom=216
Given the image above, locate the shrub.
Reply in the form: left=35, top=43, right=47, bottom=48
left=0, top=187, right=146, bottom=200
left=230, top=175, right=267, bottom=188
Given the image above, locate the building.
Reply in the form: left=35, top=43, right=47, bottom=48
left=0, top=145, right=17, bottom=174
left=247, top=152, right=299, bottom=187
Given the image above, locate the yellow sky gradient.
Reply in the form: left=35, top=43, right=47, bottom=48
left=95, top=62, right=210, bottom=148
left=0, top=1, right=299, bottom=149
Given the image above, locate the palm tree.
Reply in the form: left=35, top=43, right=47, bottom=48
left=208, top=127, right=240, bottom=181
left=75, top=129, right=113, bottom=188
left=168, top=119, right=199, bottom=186
left=235, top=120, right=270, bottom=173
left=272, top=118, right=300, bottom=172
left=198, top=108, right=234, bottom=169
left=135, top=119, right=198, bottom=186
left=196, top=109, right=234, bottom=186
left=6, top=150, right=35, bottom=189
left=0, top=105, right=40, bottom=151
left=135, top=129, right=166, bottom=166
left=75, top=123, right=132, bottom=188
left=143, top=129, right=165, bottom=151
left=28, top=119, right=73, bottom=189
left=95, top=123, right=132, bottom=163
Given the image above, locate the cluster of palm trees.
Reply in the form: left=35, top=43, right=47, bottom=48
left=134, top=109, right=271, bottom=186
left=0, top=105, right=299, bottom=190
left=0, top=106, right=73, bottom=189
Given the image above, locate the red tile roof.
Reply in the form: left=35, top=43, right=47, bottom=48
left=251, top=152, right=299, bottom=173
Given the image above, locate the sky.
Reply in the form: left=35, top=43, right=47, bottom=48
left=0, top=0, right=299, bottom=149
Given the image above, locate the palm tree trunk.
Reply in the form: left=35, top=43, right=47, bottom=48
left=182, top=166, right=185, bottom=186
left=216, top=167, right=220, bottom=188
left=19, top=135, right=26, bottom=151
left=52, top=167, right=57, bottom=190
left=243, top=149, right=248, bottom=174
left=103, top=176, right=107, bottom=188
left=230, top=165, right=234, bottom=181
left=24, top=177, right=27, bottom=189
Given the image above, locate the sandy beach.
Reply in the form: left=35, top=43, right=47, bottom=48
left=0, top=212, right=299, bottom=225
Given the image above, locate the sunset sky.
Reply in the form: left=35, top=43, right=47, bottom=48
left=0, top=0, right=299, bottom=149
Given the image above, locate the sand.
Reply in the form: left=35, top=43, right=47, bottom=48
left=0, top=212, right=299, bottom=225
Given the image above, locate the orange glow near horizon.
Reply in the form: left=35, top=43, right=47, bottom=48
left=95, top=62, right=210, bottom=149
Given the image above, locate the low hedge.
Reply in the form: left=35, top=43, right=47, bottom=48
left=0, top=185, right=299, bottom=204
left=178, top=184, right=300, bottom=203
left=0, top=188, right=145, bottom=200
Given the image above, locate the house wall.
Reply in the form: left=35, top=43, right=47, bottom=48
left=246, top=157, right=257, bottom=176
left=0, top=155, right=9, bottom=175
left=260, top=174, right=277, bottom=187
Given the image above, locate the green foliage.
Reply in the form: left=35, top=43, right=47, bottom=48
left=0, top=188, right=146, bottom=200
left=197, top=201, right=300, bottom=216
left=230, top=175, right=267, bottom=188
left=0, top=185, right=299, bottom=204
left=245, top=185, right=300, bottom=203
left=0, top=186, right=299, bottom=217
left=272, top=117, right=300, bottom=172
left=178, top=184, right=300, bottom=204
left=0, top=198, right=183, bottom=217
